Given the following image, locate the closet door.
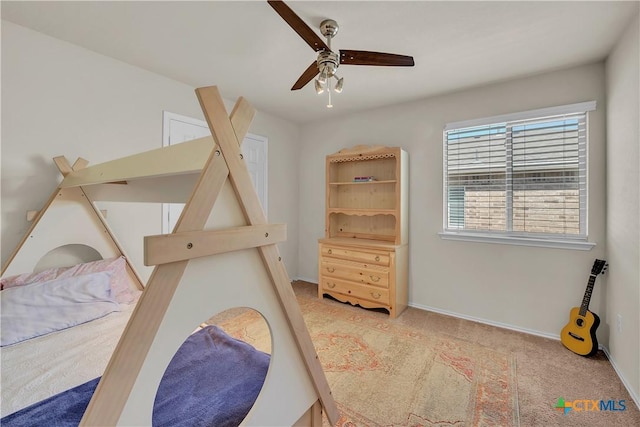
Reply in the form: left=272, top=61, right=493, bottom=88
left=161, top=112, right=268, bottom=233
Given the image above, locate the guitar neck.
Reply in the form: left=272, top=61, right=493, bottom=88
left=579, top=275, right=597, bottom=316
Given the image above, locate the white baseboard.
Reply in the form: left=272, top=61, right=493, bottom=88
left=293, top=276, right=318, bottom=285
left=600, top=346, right=640, bottom=410
left=408, top=301, right=561, bottom=341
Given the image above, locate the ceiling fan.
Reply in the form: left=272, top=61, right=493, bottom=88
left=267, top=0, right=415, bottom=107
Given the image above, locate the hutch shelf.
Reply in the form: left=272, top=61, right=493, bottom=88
left=318, top=145, right=408, bottom=318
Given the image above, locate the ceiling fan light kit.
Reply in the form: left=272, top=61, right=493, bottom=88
left=268, top=0, right=414, bottom=109
left=315, top=20, right=341, bottom=107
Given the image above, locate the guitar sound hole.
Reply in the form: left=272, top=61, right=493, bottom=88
left=576, top=318, right=584, bottom=327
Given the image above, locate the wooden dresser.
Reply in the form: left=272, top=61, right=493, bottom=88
left=318, top=145, right=408, bottom=318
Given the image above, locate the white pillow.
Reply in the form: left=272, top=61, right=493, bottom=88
left=0, top=271, right=121, bottom=347
left=1, top=256, right=138, bottom=305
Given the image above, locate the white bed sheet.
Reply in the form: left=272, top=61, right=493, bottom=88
left=0, top=302, right=136, bottom=417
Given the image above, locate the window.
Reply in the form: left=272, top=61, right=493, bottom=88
left=447, top=187, right=465, bottom=229
left=440, top=101, right=596, bottom=250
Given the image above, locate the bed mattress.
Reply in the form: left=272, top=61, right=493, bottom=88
left=1, top=303, right=135, bottom=417
left=2, top=321, right=271, bottom=427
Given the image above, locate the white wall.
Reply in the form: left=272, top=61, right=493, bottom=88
left=298, top=63, right=607, bottom=338
left=1, top=21, right=301, bottom=281
left=605, top=13, right=640, bottom=403
left=1, top=6, right=637, bottom=407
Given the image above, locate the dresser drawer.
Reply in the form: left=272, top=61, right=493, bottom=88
left=320, top=245, right=390, bottom=266
left=321, top=277, right=390, bottom=305
left=320, top=260, right=389, bottom=288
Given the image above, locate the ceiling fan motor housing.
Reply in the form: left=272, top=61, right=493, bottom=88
left=317, top=50, right=339, bottom=76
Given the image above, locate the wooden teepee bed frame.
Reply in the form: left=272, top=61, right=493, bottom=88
left=1, top=86, right=339, bottom=426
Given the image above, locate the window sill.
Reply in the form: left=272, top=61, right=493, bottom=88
left=438, top=231, right=596, bottom=251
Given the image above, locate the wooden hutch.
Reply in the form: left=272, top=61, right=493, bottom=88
left=318, top=145, right=408, bottom=318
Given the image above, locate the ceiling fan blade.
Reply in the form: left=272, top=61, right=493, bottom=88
left=268, top=0, right=329, bottom=52
left=291, top=61, right=320, bottom=90
left=339, top=50, right=415, bottom=67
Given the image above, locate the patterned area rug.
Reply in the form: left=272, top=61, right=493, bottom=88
left=212, top=292, right=519, bottom=427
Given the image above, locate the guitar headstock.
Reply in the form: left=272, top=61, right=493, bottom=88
left=591, top=259, right=608, bottom=275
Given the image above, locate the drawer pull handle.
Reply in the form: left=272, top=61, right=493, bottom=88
left=375, top=256, right=380, bottom=262
left=327, top=282, right=336, bottom=289
left=327, top=267, right=335, bottom=273
left=370, top=292, right=381, bottom=299
left=328, top=249, right=332, bottom=254
left=369, top=275, right=380, bottom=282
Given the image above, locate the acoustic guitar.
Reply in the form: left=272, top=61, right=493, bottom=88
left=560, top=259, right=608, bottom=356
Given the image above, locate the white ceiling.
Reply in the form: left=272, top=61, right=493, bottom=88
left=2, top=1, right=638, bottom=124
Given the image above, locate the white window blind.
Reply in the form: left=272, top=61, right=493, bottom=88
left=443, top=102, right=594, bottom=243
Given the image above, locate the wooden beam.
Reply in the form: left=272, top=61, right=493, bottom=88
left=196, top=86, right=340, bottom=426
left=81, top=260, right=190, bottom=426
left=144, top=224, right=287, bottom=266
left=1, top=188, right=61, bottom=275
left=59, top=183, right=145, bottom=292
left=197, top=87, right=264, bottom=222
left=82, top=87, right=339, bottom=426
left=80, top=89, right=255, bottom=426
left=229, top=97, right=254, bottom=143
left=26, top=210, right=39, bottom=222
left=173, top=92, right=254, bottom=233
left=72, top=157, right=89, bottom=171
left=60, top=136, right=215, bottom=188
left=293, top=400, right=323, bottom=426
left=53, top=156, right=73, bottom=177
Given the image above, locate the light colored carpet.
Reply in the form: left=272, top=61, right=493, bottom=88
left=210, top=281, right=640, bottom=426
left=211, top=282, right=523, bottom=426
left=299, top=293, right=519, bottom=426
